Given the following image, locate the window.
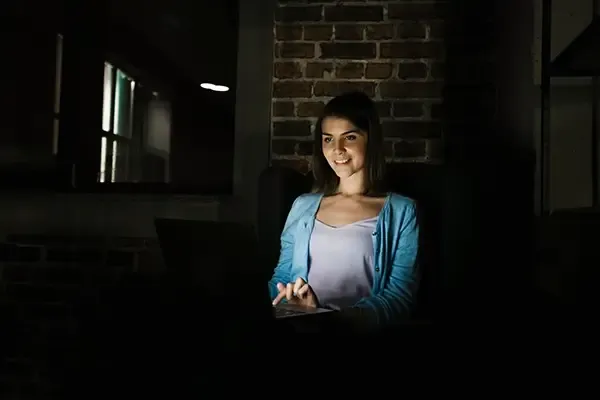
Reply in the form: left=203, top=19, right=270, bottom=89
left=53, top=26, right=235, bottom=195
left=100, top=62, right=171, bottom=184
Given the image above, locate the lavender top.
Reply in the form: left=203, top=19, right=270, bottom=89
left=307, top=217, right=378, bottom=310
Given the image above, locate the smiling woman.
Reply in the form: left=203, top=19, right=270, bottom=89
left=268, top=92, right=421, bottom=330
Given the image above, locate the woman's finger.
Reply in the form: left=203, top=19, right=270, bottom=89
left=297, top=284, right=309, bottom=297
left=272, top=289, right=287, bottom=305
left=272, top=283, right=287, bottom=305
left=293, top=277, right=305, bottom=296
left=286, top=283, right=294, bottom=301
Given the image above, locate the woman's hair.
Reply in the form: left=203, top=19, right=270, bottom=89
left=312, top=91, right=387, bottom=195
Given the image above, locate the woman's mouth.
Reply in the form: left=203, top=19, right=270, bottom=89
left=334, top=159, right=350, bottom=165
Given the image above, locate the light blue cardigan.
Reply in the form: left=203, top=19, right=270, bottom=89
left=268, top=192, right=420, bottom=326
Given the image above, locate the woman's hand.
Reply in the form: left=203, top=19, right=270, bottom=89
left=272, top=277, right=318, bottom=308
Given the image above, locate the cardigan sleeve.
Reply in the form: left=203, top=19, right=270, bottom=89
left=351, top=200, right=420, bottom=326
left=267, top=196, right=302, bottom=300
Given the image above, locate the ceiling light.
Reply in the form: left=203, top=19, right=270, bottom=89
left=200, top=83, right=229, bottom=92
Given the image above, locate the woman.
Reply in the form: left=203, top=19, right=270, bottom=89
left=268, top=91, right=420, bottom=328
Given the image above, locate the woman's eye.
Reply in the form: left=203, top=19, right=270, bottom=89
left=345, top=135, right=357, bottom=141
left=323, top=137, right=332, bottom=143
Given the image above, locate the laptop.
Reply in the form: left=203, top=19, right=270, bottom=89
left=153, top=218, right=332, bottom=320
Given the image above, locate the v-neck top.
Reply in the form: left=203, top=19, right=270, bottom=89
left=307, top=216, right=378, bottom=310
left=267, top=192, right=420, bottom=326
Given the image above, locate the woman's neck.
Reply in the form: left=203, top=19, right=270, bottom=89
left=336, top=173, right=366, bottom=196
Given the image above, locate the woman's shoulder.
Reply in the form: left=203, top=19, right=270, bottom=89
left=295, top=192, right=323, bottom=205
left=387, top=192, right=417, bottom=209
left=288, top=192, right=323, bottom=215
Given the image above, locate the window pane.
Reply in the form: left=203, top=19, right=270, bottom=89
left=113, top=70, right=133, bottom=138
left=111, top=140, right=129, bottom=182
left=99, top=137, right=108, bottom=182
left=102, top=63, right=113, bottom=132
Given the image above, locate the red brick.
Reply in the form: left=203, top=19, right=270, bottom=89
left=336, top=63, right=364, bottom=79
left=314, top=81, right=376, bottom=97
left=276, top=25, right=302, bottom=41
left=273, top=81, right=313, bottom=98
left=393, top=140, right=427, bottom=158
left=297, top=140, right=313, bottom=156
left=375, top=101, right=392, bottom=118
left=324, top=5, right=384, bottom=22
left=304, top=25, right=333, bottom=41
left=382, top=121, right=442, bottom=139
left=335, top=24, right=363, bottom=40
left=428, top=21, right=444, bottom=40
left=397, top=62, right=427, bottom=80
left=396, top=22, right=426, bottom=39
left=278, top=43, right=315, bottom=58
left=305, top=62, right=334, bottom=78
left=379, top=82, right=443, bottom=99
left=271, top=139, right=297, bottom=156
left=273, top=120, right=312, bottom=137
left=320, top=42, right=376, bottom=59
left=365, top=63, right=393, bottom=79
left=387, top=3, right=448, bottom=20
left=393, top=101, right=424, bottom=118
left=272, top=101, right=295, bottom=117
left=365, top=24, right=394, bottom=40
left=297, top=101, right=325, bottom=117
left=274, top=61, right=303, bottom=79
left=380, top=42, right=444, bottom=59
left=275, top=5, right=323, bottom=23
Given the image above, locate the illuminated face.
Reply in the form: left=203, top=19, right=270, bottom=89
left=321, top=116, right=367, bottom=179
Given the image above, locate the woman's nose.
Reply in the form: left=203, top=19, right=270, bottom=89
left=334, top=141, right=345, bottom=153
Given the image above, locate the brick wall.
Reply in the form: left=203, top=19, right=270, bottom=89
left=271, top=0, right=447, bottom=173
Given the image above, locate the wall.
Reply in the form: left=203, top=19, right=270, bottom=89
left=270, top=0, right=446, bottom=173
left=223, top=0, right=275, bottom=224
left=533, top=0, right=597, bottom=210
left=532, top=0, right=599, bottom=301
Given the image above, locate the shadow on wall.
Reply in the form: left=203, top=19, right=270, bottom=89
left=439, top=0, right=537, bottom=313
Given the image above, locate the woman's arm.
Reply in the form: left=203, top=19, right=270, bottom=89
left=350, top=201, right=420, bottom=327
left=267, top=197, right=302, bottom=300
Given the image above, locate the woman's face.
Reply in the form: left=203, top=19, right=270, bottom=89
left=321, top=116, right=367, bottom=179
